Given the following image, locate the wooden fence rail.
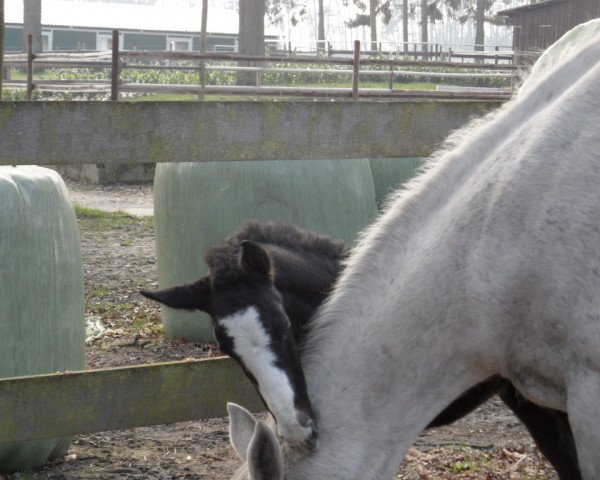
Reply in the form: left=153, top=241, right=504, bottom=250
left=0, top=60, right=505, bottom=446
left=0, top=101, right=501, bottom=165
left=0, top=358, right=262, bottom=444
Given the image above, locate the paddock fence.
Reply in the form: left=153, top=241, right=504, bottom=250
left=0, top=98, right=504, bottom=445
left=2, top=31, right=520, bottom=102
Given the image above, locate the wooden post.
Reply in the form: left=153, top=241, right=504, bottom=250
left=352, top=40, right=360, bottom=101
left=389, top=66, right=393, bottom=92
left=111, top=30, right=120, bottom=101
left=26, top=34, right=33, bottom=101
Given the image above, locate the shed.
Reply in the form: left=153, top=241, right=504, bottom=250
left=498, top=0, right=600, bottom=55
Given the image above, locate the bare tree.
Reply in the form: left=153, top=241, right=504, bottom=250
left=318, top=0, right=325, bottom=50
left=0, top=0, right=4, bottom=99
left=420, top=0, right=428, bottom=56
left=369, top=0, right=377, bottom=51
left=346, top=0, right=392, bottom=51
left=22, top=0, right=42, bottom=53
left=402, top=0, right=409, bottom=53
left=237, top=0, right=265, bottom=86
left=475, top=0, right=486, bottom=51
left=198, top=0, right=208, bottom=99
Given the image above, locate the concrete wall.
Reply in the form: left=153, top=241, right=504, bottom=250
left=0, top=100, right=502, bottom=175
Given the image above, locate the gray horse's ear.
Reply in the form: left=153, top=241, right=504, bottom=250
left=247, top=421, right=283, bottom=480
left=240, top=240, right=272, bottom=281
left=140, top=276, right=211, bottom=313
left=228, top=402, right=258, bottom=460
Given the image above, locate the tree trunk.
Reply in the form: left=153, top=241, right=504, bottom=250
left=369, top=0, right=377, bottom=52
left=200, top=0, right=208, bottom=54
left=22, top=0, right=42, bottom=54
left=237, top=0, right=265, bottom=86
left=475, top=0, right=485, bottom=54
left=402, top=0, right=408, bottom=54
left=420, top=0, right=428, bottom=58
left=0, top=0, right=4, bottom=99
left=318, top=0, right=325, bottom=52
left=198, top=0, right=208, bottom=99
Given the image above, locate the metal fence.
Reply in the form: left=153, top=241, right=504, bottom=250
left=3, top=31, right=519, bottom=102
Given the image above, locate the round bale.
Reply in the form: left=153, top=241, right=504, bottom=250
left=0, top=166, right=85, bottom=472
left=154, top=159, right=377, bottom=342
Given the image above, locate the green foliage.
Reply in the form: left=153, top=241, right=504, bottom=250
left=390, top=66, right=511, bottom=88
left=88, top=284, right=112, bottom=299
left=262, top=62, right=352, bottom=85
left=75, top=205, right=153, bottom=230
left=2, top=89, right=29, bottom=100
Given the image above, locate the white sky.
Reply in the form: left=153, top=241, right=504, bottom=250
left=7, top=0, right=530, bottom=49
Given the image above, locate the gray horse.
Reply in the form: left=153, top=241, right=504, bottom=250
left=228, top=29, right=600, bottom=479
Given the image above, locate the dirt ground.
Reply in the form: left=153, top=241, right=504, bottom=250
left=6, top=180, right=559, bottom=480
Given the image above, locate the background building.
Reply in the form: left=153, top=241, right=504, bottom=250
left=499, top=0, right=600, bottom=54
left=5, top=0, right=281, bottom=53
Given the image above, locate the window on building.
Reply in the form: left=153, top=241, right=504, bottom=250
left=171, top=41, right=190, bottom=52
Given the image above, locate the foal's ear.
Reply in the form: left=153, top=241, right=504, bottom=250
left=228, top=402, right=258, bottom=460
left=140, top=276, right=211, bottom=312
left=240, top=240, right=272, bottom=281
left=247, top=421, right=284, bottom=480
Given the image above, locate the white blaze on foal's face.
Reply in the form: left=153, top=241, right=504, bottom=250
left=219, top=306, right=312, bottom=444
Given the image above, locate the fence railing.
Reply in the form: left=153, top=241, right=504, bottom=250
left=0, top=358, right=263, bottom=444
left=0, top=95, right=503, bottom=446
left=3, top=31, right=519, bottom=102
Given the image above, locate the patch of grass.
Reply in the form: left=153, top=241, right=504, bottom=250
left=87, top=284, right=112, bottom=299
left=75, top=205, right=153, bottom=231
left=149, top=323, right=165, bottom=337
left=444, top=460, right=482, bottom=473
left=124, top=80, right=437, bottom=102
left=132, top=317, right=147, bottom=332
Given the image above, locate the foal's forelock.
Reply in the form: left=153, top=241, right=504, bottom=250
left=218, top=306, right=317, bottom=448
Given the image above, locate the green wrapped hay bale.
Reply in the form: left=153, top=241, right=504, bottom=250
left=0, top=166, right=85, bottom=472
left=154, top=159, right=377, bottom=342
left=369, top=157, right=426, bottom=209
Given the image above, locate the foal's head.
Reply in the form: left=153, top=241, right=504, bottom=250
left=141, top=237, right=319, bottom=448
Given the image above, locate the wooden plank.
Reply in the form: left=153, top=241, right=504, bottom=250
left=0, top=101, right=502, bottom=166
left=120, top=50, right=516, bottom=70
left=120, top=83, right=510, bottom=101
left=0, top=357, right=263, bottom=444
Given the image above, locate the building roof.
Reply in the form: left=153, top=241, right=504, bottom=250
left=497, top=0, right=570, bottom=17
left=5, top=0, right=280, bottom=36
